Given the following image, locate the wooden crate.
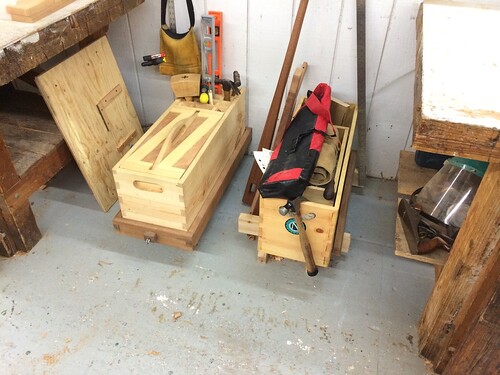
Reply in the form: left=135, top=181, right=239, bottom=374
left=113, top=90, right=246, bottom=232
left=258, top=97, right=357, bottom=267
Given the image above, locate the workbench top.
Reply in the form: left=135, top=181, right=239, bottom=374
left=0, top=0, right=144, bottom=86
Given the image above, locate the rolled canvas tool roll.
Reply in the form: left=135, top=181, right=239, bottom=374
left=310, top=127, right=340, bottom=186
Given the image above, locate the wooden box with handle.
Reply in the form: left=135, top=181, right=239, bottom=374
left=113, top=90, right=247, bottom=234
left=258, top=96, right=357, bottom=267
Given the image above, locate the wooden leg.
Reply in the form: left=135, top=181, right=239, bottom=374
left=434, top=264, right=443, bottom=283
left=0, top=135, right=41, bottom=256
left=257, top=250, right=269, bottom=264
left=418, top=162, right=500, bottom=372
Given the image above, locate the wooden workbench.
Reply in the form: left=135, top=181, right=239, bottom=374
left=0, top=0, right=144, bottom=256
left=412, top=2, right=500, bottom=374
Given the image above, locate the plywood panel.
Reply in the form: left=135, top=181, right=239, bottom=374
left=36, top=36, right=143, bottom=211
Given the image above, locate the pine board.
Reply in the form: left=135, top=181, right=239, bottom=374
left=36, top=36, right=143, bottom=211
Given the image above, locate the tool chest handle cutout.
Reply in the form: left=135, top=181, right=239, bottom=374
left=159, top=0, right=201, bottom=76
left=258, top=83, right=333, bottom=200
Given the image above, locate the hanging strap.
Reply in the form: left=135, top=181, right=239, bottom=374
left=161, top=0, right=195, bottom=29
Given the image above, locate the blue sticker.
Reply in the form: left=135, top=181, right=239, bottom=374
left=284, top=218, right=306, bottom=235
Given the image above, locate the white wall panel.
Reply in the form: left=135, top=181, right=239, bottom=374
left=247, top=0, right=293, bottom=151
left=329, top=0, right=357, bottom=103
left=292, top=0, right=343, bottom=98
left=366, top=0, right=421, bottom=178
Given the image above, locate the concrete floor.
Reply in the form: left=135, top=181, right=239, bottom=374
left=0, top=156, right=435, bottom=375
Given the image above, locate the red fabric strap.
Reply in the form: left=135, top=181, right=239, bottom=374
left=266, top=168, right=302, bottom=183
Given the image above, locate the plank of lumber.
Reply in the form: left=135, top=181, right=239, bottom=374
left=413, top=2, right=500, bottom=162
left=397, top=150, right=436, bottom=196
left=418, top=162, right=500, bottom=371
left=36, top=36, right=143, bottom=212
left=238, top=213, right=259, bottom=237
left=7, top=0, right=75, bottom=23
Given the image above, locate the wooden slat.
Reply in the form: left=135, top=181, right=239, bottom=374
left=238, top=213, right=259, bottom=237
left=7, top=0, right=75, bottom=23
left=413, top=2, right=500, bottom=162
left=36, top=36, right=143, bottom=211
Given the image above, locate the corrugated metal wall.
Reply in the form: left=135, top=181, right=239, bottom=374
left=107, top=0, right=429, bottom=179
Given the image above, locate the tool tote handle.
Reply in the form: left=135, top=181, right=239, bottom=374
left=161, top=0, right=195, bottom=36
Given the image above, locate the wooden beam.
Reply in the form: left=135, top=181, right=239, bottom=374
left=418, top=162, right=500, bottom=371
left=443, top=283, right=500, bottom=375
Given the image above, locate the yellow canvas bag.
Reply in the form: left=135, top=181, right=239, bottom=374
left=159, top=0, right=201, bottom=76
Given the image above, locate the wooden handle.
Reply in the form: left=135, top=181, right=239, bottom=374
left=293, top=209, right=318, bottom=277
left=133, top=180, right=163, bottom=193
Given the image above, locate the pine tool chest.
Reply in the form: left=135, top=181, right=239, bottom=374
left=113, top=90, right=250, bottom=250
left=258, top=96, right=357, bottom=267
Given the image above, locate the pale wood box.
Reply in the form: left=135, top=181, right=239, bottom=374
left=113, top=90, right=246, bottom=231
left=258, top=97, right=357, bottom=267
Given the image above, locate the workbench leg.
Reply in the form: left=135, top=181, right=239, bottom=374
left=0, top=136, right=41, bottom=256
left=418, top=162, right=500, bottom=372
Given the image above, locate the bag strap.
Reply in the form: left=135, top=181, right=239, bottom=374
left=161, top=0, right=195, bottom=29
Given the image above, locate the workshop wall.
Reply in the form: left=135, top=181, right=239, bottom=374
left=107, top=0, right=425, bottom=179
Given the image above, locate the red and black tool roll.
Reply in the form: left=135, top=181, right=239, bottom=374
left=258, top=83, right=333, bottom=200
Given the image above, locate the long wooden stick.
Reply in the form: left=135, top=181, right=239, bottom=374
left=293, top=198, right=318, bottom=277
left=242, top=0, right=310, bottom=205
left=249, top=62, right=308, bottom=216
